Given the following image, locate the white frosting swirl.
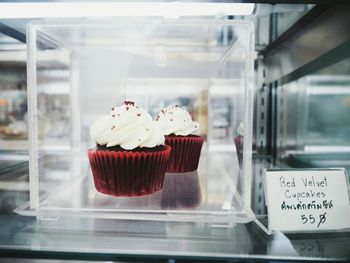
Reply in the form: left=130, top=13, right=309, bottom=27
left=156, top=105, right=199, bottom=136
left=90, top=101, right=164, bottom=150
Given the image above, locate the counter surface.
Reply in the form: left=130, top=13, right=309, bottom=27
left=0, top=157, right=349, bottom=262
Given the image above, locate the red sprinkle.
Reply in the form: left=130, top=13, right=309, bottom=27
left=112, top=114, right=115, bottom=117
left=111, top=107, right=115, bottom=111
left=123, top=101, right=135, bottom=106
left=137, top=113, right=141, bottom=117
left=111, top=125, right=116, bottom=130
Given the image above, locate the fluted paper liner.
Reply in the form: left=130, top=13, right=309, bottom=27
left=165, top=135, right=204, bottom=173
left=88, top=145, right=171, bottom=196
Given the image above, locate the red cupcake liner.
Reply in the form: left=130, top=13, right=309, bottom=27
left=165, top=135, right=204, bottom=173
left=88, top=145, right=171, bottom=197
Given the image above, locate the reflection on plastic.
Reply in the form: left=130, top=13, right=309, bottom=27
left=161, top=171, right=202, bottom=210
left=290, top=238, right=350, bottom=258
left=234, top=135, right=243, bottom=168
left=91, top=171, right=202, bottom=210
left=92, top=184, right=162, bottom=209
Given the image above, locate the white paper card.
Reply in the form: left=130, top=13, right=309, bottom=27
left=265, top=168, right=350, bottom=232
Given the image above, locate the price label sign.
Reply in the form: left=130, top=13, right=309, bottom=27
left=264, top=168, right=350, bottom=232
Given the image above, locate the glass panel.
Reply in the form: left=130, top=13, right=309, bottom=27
left=0, top=64, right=27, bottom=151
left=279, top=57, right=350, bottom=175
left=275, top=5, right=314, bottom=38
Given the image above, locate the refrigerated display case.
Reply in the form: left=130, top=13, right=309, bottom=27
left=0, top=1, right=350, bottom=262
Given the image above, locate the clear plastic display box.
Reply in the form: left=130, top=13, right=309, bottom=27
left=17, top=18, right=255, bottom=224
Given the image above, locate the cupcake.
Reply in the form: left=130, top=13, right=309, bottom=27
left=88, top=101, right=171, bottom=197
left=156, top=105, right=204, bottom=173
left=234, top=122, right=244, bottom=168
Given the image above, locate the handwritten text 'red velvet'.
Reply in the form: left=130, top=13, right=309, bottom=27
left=279, top=176, right=333, bottom=211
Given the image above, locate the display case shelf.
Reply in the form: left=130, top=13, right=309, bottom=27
left=2, top=157, right=350, bottom=262
left=16, top=149, right=253, bottom=224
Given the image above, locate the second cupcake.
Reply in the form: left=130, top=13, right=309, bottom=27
left=156, top=105, right=204, bottom=173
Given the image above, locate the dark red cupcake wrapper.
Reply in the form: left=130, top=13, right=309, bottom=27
left=165, top=135, right=204, bottom=173
left=88, top=145, right=171, bottom=197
